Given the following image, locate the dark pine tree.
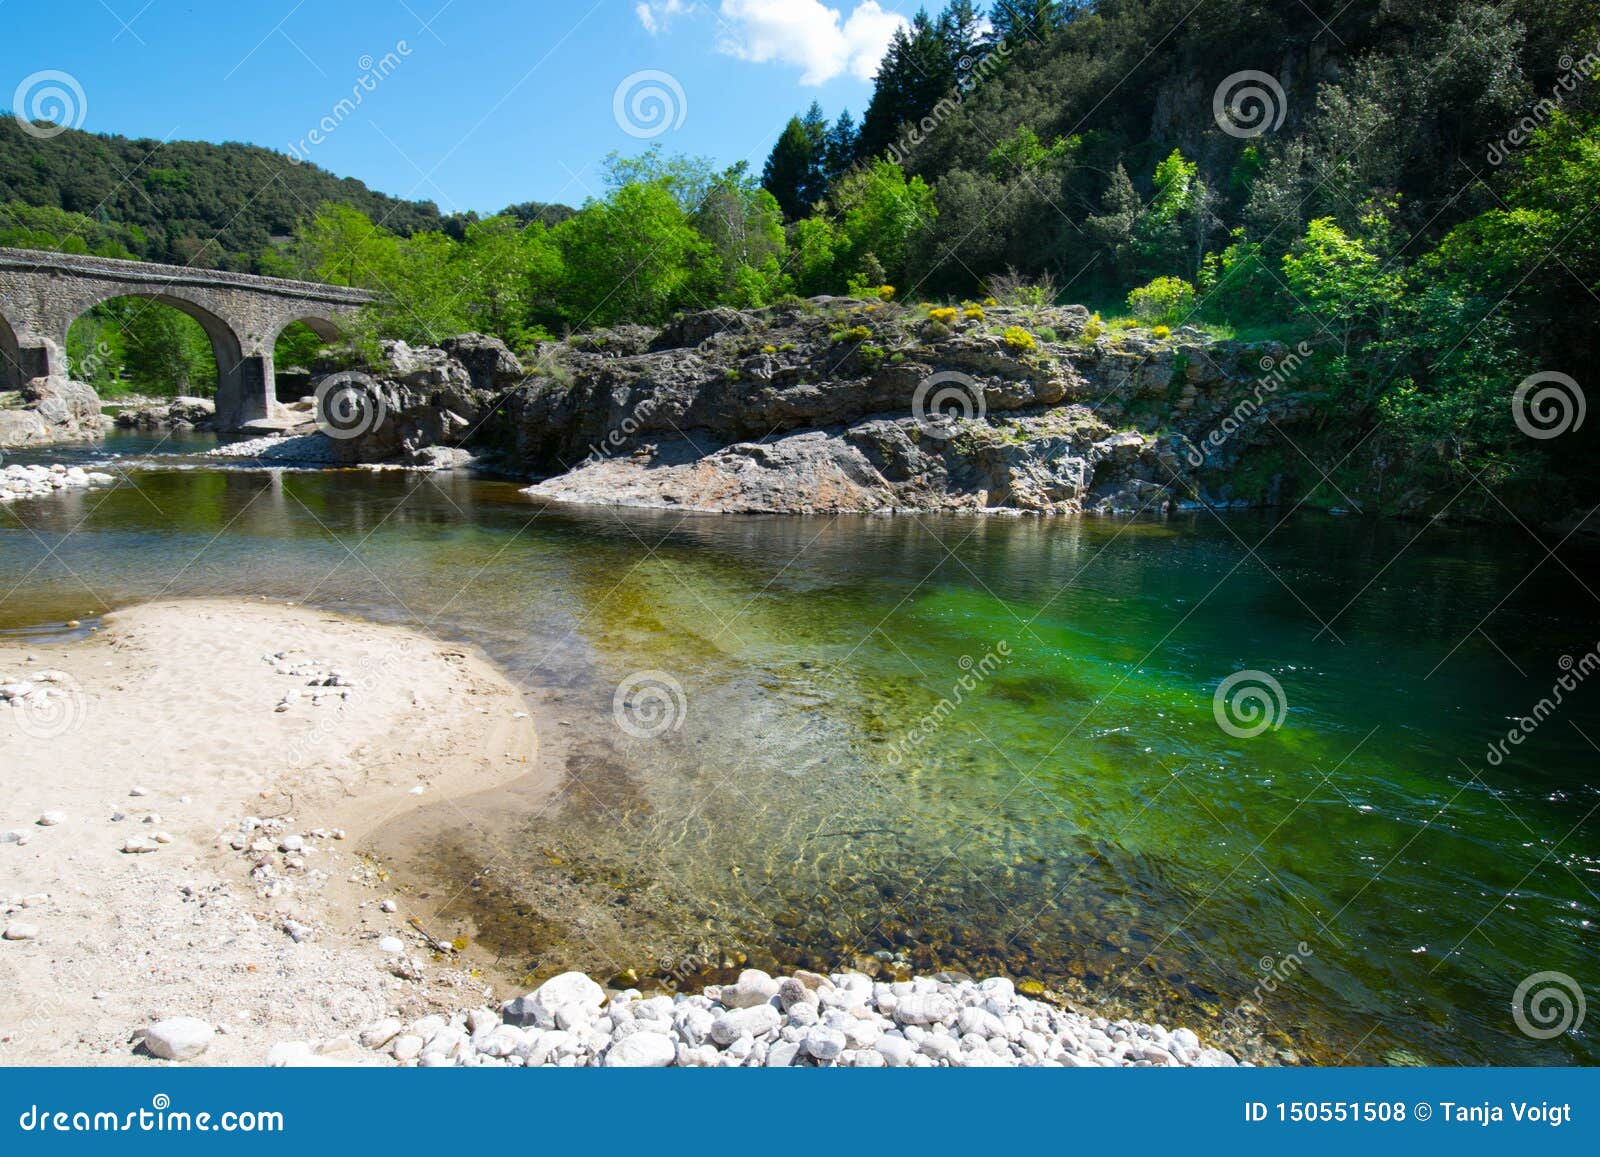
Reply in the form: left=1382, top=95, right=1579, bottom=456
left=940, top=0, right=986, bottom=81
left=761, top=102, right=831, bottom=220
left=762, top=118, right=817, bottom=221
left=822, top=111, right=859, bottom=188
left=988, top=0, right=1062, bottom=49
left=857, top=11, right=962, bottom=162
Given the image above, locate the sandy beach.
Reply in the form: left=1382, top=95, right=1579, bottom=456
left=0, top=599, right=548, bottom=1065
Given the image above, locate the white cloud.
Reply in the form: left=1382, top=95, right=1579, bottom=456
left=636, top=0, right=697, bottom=35
left=716, top=0, right=908, bottom=86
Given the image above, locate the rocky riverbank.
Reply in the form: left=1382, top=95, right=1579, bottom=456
left=230, top=299, right=1310, bottom=516
left=259, top=967, right=1242, bottom=1068
left=0, top=377, right=108, bottom=449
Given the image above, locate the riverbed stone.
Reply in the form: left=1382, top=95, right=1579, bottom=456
left=140, top=1017, right=215, bottom=1061
left=603, top=1031, right=676, bottom=1067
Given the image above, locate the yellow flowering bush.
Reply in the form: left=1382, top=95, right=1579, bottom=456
left=1003, top=326, right=1037, bottom=353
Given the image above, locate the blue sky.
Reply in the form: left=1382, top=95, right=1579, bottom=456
left=3, top=0, right=930, bottom=213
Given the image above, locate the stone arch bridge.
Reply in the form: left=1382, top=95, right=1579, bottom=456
left=0, top=246, right=372, bottom=429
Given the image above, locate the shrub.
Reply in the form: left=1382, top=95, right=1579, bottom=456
left=761, top=345, right=778, bottom=354
left=987, top=266, right=1057, bottom=307
left=927, top=306, right=960, bottom=326
left=1079, top=313, right=1105, bottom=347
left=1035, top=326, right=1058, bottom=343
left=1127, top=276, right=1197, bottom=326
left=963, top=306, right=986, bottom=323
left=1152, top=325, right=1171, bottom=340
left=833, top=325, right=873, bottom=344
left=1003, top=326, right=1037, bottom=353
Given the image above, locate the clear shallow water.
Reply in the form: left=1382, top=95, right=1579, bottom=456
left=1, top=434, right=1597, bottom=1065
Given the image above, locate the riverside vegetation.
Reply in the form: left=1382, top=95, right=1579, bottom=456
left=2, top=0, right=1596, bottom=520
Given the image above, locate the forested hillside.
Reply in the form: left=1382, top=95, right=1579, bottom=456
left=3, top=0, right=1596, bottom=515
left=0, top=119, right=457, bottom=266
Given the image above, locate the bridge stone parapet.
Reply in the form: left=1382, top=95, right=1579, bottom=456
left=0, top=247, right=372, bottom=428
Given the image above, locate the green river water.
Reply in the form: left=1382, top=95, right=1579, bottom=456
left=1, top=434, right=1596, bottom=1066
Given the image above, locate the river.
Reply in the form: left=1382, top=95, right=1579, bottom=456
left=2, top=433, right=1596, bottom=1066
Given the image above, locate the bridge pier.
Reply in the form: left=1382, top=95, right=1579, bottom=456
left=215, top=352, right=273, bottom=429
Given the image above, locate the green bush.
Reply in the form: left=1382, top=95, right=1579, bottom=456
left=1127, top=277, right=1197, bottom=326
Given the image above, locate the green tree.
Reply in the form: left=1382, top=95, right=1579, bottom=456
left=553, top=181, right=710, bottom=327
left=1282, top=217, right=1404, bottom=357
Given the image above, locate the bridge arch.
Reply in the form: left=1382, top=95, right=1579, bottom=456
left=68, top=288, right=246, bottom=402
left=270, top=313, right=346, bottom=346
